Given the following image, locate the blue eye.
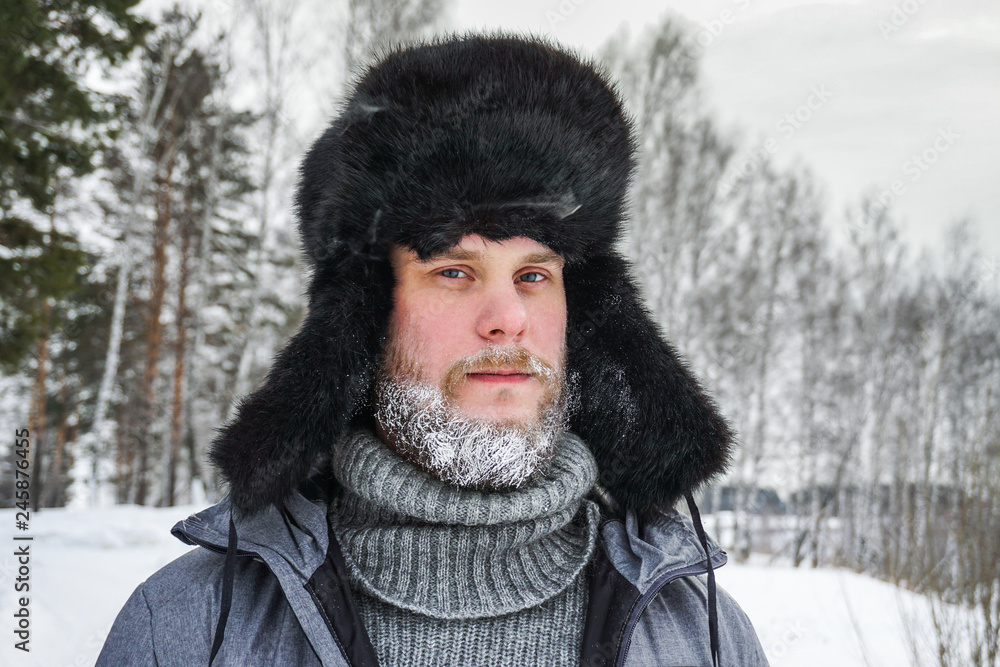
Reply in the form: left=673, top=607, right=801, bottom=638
left=440, top=268, right=467, bottom=279
left=519, top=272, right=546, bottom=283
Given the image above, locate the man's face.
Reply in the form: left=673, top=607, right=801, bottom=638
left=372, top=233, right=570, bottom=489
left=387, top=233, right=567, bottom=420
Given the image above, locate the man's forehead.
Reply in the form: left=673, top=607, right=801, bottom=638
left=393, top=236, right=565, bottom=267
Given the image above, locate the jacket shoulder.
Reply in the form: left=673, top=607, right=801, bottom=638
left=97, top=548, right=229, bottom=666
left=136, top=546, right=227, bottom=605
left=99, top=547, right=318, bottom=665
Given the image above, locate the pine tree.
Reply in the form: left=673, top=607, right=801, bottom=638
left=0, top=0, right=151, bottom=367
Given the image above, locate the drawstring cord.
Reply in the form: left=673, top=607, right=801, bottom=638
left=685, top=492, right=720, bottom=667
left=209, top=512, right=239, bottom=666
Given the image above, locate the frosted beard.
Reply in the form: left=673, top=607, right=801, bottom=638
left=372, top=332, right=573, bottom=491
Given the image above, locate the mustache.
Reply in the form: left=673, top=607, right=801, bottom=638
left=448, top=347, right=556, bottom=375
left=441, top=345, right=562, bottom=404
left=450, top=346, right=556, bottom=378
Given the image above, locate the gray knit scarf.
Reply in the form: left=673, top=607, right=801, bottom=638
left=327, top=425, right=601, bottom=619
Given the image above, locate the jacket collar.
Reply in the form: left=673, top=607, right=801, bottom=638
left=171, top=492, right=329, bottom=582
left=171, top=490, right=725, bottom=596
left=600, top=507, right=727, bottom=593
left=174, top=492, right=726, bottom=667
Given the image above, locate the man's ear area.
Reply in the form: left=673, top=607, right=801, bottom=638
left=384, top=242, right=425, bottom=296
left=386, top=242, right=412, bottom=271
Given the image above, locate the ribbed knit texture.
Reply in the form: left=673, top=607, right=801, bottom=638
left=327, top=425, right=600, bottom=666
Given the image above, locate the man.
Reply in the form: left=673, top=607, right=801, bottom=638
left=99, top=31, right=768, bottom=666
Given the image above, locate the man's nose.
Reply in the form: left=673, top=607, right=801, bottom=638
left=475, top=281, right=528, bottom=342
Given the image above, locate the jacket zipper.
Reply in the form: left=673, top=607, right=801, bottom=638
left=615, top=559, right=719, bottom=667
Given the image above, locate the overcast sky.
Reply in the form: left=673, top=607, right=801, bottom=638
left=449, top=0, right=999, bottom=265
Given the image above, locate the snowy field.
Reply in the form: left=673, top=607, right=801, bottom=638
left=0, top=505, right=944, bottom=666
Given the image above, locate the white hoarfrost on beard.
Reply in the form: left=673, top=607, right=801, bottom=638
left=373, top=369, right=571, bottom=491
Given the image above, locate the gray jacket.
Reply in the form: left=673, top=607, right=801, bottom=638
left=97, top=491, right=768, bottom=666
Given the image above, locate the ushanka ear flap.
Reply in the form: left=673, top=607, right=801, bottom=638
left=565, top=254, right=734, bottom=518
left=208, top=249, right=395, bottom=515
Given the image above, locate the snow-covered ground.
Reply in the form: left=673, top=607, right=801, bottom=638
left=716, top=556, right=938, bottom=666
left=0, top=505, right=945, bottom=666
left=0, top=505, right=197, bottom=667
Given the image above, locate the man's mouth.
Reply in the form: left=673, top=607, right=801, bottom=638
left=467, top=370, right=533, bottom=383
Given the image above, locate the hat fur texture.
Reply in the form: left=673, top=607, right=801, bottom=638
left=209, top=31, right=733, bottom=519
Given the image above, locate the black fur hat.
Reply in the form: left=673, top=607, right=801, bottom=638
left=209, top=31, right=733, bottom=518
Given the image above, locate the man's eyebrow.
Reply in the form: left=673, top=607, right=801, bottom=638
left=417, top=248, right=564, bottom=267
left=521, top=250, right=565, bottom=267
left=417, top=247, right=483, bottom=263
